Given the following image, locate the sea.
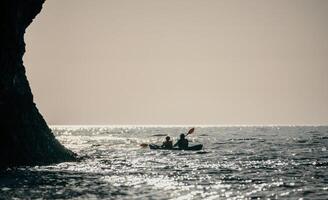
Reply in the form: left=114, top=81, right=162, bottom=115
left=1, top=126, right=328, bottom=199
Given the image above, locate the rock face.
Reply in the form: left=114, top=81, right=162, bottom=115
left=0, top=0, right=76, bottom=169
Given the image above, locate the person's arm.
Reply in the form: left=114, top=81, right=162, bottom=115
left=169, top=141, right=173, bottom=148
left=173, top=140, right=179, bottom=147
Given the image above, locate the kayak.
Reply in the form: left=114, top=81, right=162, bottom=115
left=149, top=144, right=203, bottom=151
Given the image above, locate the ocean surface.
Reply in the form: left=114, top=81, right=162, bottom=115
left=1, top=126, right=328, bottom=199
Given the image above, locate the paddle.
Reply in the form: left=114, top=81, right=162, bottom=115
left=140, top=143, right=148, bottom=148
left=186, top=127, right=195, bottom=136
left=140, top=127, right=195, bottom=148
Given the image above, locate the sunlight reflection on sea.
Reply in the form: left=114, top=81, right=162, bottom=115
left=1, top=126, right=327, bottom=199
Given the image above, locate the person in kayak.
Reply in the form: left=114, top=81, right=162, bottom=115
left=174, top=134, right=189, bottom=150
left=161, top=136, right=173, bottom=149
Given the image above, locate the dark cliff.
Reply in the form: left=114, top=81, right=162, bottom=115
left=0, top=0, right=76, bottom=169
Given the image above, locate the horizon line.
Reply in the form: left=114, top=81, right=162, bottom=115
left=49, top=124, right=328, bottom=128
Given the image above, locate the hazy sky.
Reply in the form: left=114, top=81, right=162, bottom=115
left=25, top=0, right=328, bottom=125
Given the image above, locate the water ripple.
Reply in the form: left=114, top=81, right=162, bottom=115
left=1, top=126, right=327, bottom=199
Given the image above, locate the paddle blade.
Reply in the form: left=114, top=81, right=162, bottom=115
left=187, top=127, right=195, bottom=135
left=140, top=143, right=148, bottom=148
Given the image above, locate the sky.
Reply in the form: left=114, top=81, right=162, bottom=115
left=25, top=0, right=328, bottom=125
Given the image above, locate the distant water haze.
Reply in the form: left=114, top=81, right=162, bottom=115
left=25, top=0, right=328, bottom=125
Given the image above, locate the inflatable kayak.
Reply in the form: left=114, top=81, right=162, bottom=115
left=149, top=144, right=203, bottom=151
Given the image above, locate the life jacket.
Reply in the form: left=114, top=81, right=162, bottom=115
left=177, top=139, right=188, bottom=149
left=162, top=141, right=173, bottom=149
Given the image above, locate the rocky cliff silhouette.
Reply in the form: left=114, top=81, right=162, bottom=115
left=0, top=0, right=76, bottom=169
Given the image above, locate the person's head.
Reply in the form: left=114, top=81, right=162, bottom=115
left=180, top=134, right=185, bottom=139
left=166, top=136, right=170, bottom=141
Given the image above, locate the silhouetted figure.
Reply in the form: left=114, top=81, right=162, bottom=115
left=174, top=134, right=189, bottom=150
left=162, top=136, right=173, bottom=149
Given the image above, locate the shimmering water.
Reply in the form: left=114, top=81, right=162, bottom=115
left=1, top=126, right=328, bottom=199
